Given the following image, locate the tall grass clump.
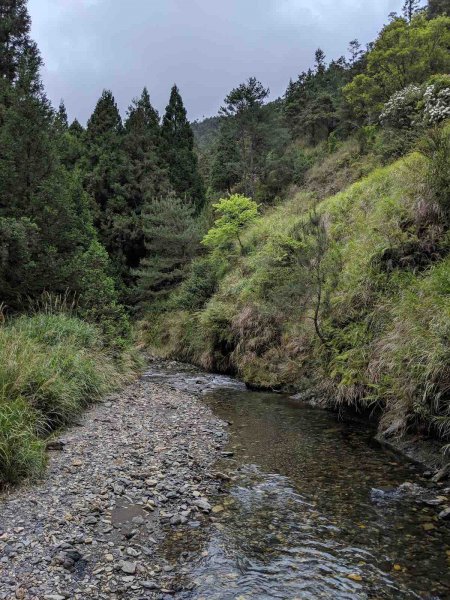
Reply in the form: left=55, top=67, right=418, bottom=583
left=0, top=312, right=138, bottom=485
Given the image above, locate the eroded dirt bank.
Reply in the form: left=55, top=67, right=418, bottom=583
left=0, top=376, right=228, bottom=599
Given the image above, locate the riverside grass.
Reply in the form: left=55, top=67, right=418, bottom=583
left=0, top=313, right=138, bottom=485
left=146, top=146, right=450, bottom=442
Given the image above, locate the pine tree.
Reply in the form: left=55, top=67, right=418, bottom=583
left=82, top=90, right=128, bottom=281
left=348, top=39, right=363, bottom=65
left=161, top=85, right=205, bottom=211
left=119, top=88, right=172, bottom=285
left=219, top=77, right=270, bottom=197
left=137, top=195, right=200, bottom=308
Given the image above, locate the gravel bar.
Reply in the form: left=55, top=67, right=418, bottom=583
left=0, top=377, right=228, bottom=599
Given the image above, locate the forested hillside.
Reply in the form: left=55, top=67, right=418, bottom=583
left=1, top=0, right=450, bottom=484
left=146, top=1, right=450, bottom=447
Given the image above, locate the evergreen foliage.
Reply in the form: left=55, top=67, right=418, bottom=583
left=428, top=0, right=450, bottom=17
left=217, top=78, right=270, bottom=197
left=121, top=88, right=171, bottom=281
left=137, top=195, right=201, bottom=308
left=161, top=85, right=205, bottom=210
left=0, top=0, right=127, bottom=337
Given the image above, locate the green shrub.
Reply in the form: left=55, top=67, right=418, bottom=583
left=173, top=254, right=227, bottom=311
left=0, top=313, right=138, bottom=484
left=0, top=396, right=46, bottom=485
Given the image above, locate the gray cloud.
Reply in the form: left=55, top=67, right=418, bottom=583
left=28, top=0, right=404, bottom=124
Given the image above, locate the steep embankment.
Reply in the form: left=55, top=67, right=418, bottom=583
left=147, top=149, right=450, bottom=442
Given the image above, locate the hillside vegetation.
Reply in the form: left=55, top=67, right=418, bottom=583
left=146, top=125, right=450, bottom=442
left=0, top=311, right=139, bottom=485
left=141, top=3, right=450, bottom=447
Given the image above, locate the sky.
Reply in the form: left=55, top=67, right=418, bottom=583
left=27, top=0, right=406, bottom=124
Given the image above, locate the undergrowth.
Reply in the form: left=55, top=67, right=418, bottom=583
left=0, top=313, right=140, bottom=485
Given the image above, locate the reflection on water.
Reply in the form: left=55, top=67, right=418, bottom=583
left=146, top=363, right=450, bottom=599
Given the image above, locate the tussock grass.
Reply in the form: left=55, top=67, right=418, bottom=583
left=0, top=313, right=138, bottom=485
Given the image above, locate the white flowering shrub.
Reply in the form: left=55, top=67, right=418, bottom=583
left=379, top=85, right=423, bottom=129
left=380, top=76, right=450, bottom=130
left=423, top=76, right=450, bottom=125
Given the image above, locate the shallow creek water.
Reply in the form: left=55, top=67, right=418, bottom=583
left=145, top=362, right=450, bottom=600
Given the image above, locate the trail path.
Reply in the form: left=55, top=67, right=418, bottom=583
left=0, top=375, right=227, bottom=599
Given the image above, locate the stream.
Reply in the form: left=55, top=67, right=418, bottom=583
left=145, top=361, right=450, bottom=600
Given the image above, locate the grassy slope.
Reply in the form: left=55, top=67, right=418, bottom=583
left=0, top=313, right=140, bottom=484
left=147, top=149, right=450, bottom=441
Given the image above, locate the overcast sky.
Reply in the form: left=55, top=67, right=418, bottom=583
left=28, top=0, right=406, bottom=124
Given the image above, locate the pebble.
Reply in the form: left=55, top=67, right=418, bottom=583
left=0, top=372, right=228, bottom=598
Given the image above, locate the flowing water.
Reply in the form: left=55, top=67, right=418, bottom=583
left=145, top=362, right=450, bottom=600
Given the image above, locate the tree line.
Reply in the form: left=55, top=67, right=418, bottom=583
left=0, top=0, right=205, bottom=335
left=205, top=0, right=449, bottom=203
left=1, top=0, right=449, bottom=334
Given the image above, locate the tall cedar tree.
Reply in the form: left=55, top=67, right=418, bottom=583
left=83, top=90, right=129, bottom=283
left=210, top=119, right=242, bottom=193
left=0, top=0, right=30, bottom=82
left=161, top=85, right=205, bottom=211
left=137, top=195, right=200, bottom=308
left=122, top=88, right=171, bottom=280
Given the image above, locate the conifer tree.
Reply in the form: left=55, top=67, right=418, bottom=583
left=0, top=0, right=127, bottom=336
left=69, top=118, right=84, bottom=136
left=137, top=195, right=200, bottom=308
left=219, top=77, right=270, bottom=196
left=0, top=0, right=31, bottom=81
left=118, top=88, right=172, bottom=286
left=55, top=99, right=68, bottom=130
left=161, top=85, right=205, bottom=211
left=124, top=87, right=171, bottom=211
left=82, top=90, right=128, bottom=281
left=210, top=120, right=242, bottom=193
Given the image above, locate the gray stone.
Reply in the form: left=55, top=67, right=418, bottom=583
left=438, top=507, right=450, bottom=520
left=120, top=561, right=137, bottom=575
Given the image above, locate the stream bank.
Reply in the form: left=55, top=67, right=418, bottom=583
left=1, top=360, right=450, bottom=599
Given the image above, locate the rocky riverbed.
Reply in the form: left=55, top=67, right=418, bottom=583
left=0, top=377, right=229, bottom=599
